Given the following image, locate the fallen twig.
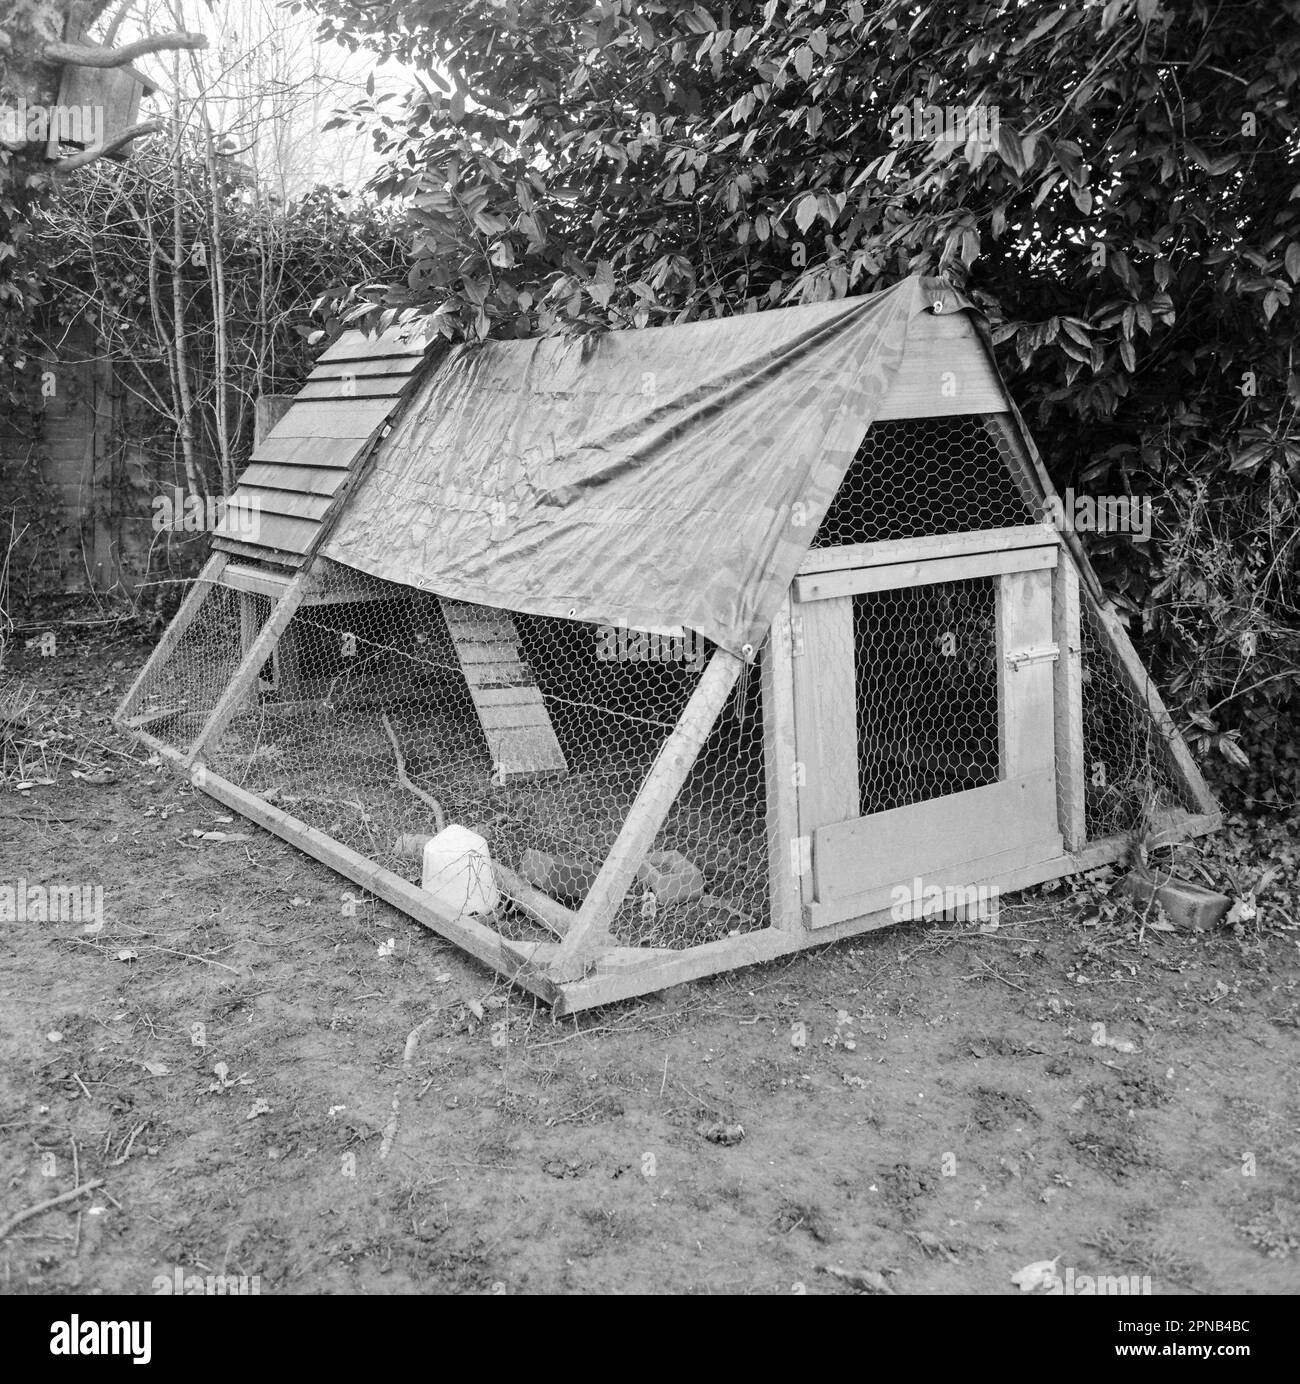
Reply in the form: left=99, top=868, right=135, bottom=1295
left=110, top=1120, right=149, bottom=1167
left=966, top=953, right=1027, bottom=992
left=0, top=1179, right=104, bottom=1242
left=379, top=1014, right=440, bottom=1160
left=71, top=1139, right=82, bottom=1257
left=138, top=945, right=241, bottom=974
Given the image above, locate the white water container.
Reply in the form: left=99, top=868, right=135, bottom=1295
left=421, top=825, right=499, bottom=917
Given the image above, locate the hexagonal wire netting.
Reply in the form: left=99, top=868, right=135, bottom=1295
left=818, top=413, right=1196, bottom=838
left=122, top=580, right=272, bottom=758
left=812, top=414, right=1038, bottom=545
left=1078, top=597, right=1200, bottom=838
left=182, top=559, right=771, bottom=950
left=121, top=412, right=1200, bottom=951
left=855, top=578, right=1001, bottom=816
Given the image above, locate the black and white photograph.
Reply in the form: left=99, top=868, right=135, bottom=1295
left=0, top=0, right=1296, bottom=1329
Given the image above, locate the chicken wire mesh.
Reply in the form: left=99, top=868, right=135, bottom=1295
left=119, top=578, right=271, bottom=756
left=806, top=568, right=1194, bottom=845
left=155, top=560, right=772, bottom=950
left=812, top=415, right=1038, bottom=546
left=1076, top=596, right=1201, bottom=839
left=855, top=577, right=1001, bottom=815
left=118, top=403, right=1210, bottom=957
left=807, top=412, right=1199, bottom=846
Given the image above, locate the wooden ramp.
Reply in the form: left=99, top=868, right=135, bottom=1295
left=439, top=599, right=568, bottom=781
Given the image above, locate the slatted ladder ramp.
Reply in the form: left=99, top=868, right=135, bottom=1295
left=438, top=599, right=568, bottom=782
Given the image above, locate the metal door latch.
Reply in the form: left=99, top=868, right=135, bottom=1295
left=1005, top=643, right=1060, bottom=670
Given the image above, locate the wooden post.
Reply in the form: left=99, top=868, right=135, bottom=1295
left=552, top=928, right=795, bottom=1015
left=791, top=593, right=858, bottom=828
left=547, top=649, right=745, bottom=980
left=239, top=592, right=263, bottom=669
left=789, top=589, right=858, bottom=913
left=250, top=396, right=297, bottom=695
left=762, top=595, right=803, bottom=931
left=995, top=567, right=1056, bottom=780
left=272, top=616, right=301, bottom=699
left=185, top=567, right=316, bottom=762
left=115, top=551, right=228, bottom=725
left=1091, top=600, right=1220, bottom=820
left=1053, top=559, right=1087, bottom=849
left=254, top=394, right=295, bottom=441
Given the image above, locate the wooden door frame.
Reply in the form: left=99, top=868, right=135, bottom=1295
left=790, top=532, right=1067, bottom=927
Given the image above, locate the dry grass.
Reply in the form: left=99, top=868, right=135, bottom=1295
left=0, top=512, right=22, bottom=662
left=0, top=678, right=44, bottom=786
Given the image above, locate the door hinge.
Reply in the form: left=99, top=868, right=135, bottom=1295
left=1005, top=643, right=1060, bottom=670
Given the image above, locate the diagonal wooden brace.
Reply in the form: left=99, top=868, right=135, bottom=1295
left=115, top=552, right=228, bottom=726
left=547, top=649, right=745, bottom=981
left=183, top=566, right=318, bottom=764
left=1092, top=600, right=1220, bottom=821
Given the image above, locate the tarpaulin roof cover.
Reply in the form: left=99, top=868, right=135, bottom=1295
left=323, top=275, right=977, bottom=656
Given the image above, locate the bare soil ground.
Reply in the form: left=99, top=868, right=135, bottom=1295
left=2, top=624, right=1298, bottom=1295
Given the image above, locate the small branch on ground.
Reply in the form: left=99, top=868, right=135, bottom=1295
left=0, top=1180, right=104, bottom=1242
left=379, top=1014, right=441, bottom=1160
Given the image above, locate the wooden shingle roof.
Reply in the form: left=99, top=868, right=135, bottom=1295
left=212, top=321, right=434, bottom=567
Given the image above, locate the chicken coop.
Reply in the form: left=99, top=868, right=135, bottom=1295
left=116, top=276, right=1220, bottom=1013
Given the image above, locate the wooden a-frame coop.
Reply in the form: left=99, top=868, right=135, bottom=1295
left=116, top=277, right=1220, bottom=1013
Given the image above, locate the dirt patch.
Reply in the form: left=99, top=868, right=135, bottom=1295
left=773, top=1199, right=834, bottom=1244
left=1, top=628, right=1299, bottom=1293
left=876, top=1163, right=936, bottom=1223
left=969, top=1086, right=1040, bottom=1132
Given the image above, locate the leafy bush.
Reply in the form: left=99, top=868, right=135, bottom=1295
left=303, top=0, right=1300, bottom=795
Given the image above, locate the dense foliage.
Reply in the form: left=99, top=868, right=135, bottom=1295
left=302, top=0, right=1300, bottom=797
left=37, top=145, right=405, bottom=491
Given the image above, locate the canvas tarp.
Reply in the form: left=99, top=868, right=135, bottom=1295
left=323, top=274, right=972, bottom=656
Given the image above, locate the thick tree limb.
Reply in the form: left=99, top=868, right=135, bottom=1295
left=43, top=31, right=207, bottom=68
left=51, top=120, right=160, bottom=172
left=100, top=0, right=136, bottom=49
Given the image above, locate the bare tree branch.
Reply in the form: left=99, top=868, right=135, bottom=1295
left=100, top=1, right=137, bottom=49
left=43, top=32, right=208, bottom=68
left=51, top=120, right=160, bottom=172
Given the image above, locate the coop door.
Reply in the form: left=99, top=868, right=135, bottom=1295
left=791, top=531, right=1066, bottom=928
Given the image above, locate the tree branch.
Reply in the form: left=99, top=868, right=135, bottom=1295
left=100, top=0, right=137, bottom=49
left=43, top=32, right=208, bottom=68
left=51, top=121, right=160, bottom=172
